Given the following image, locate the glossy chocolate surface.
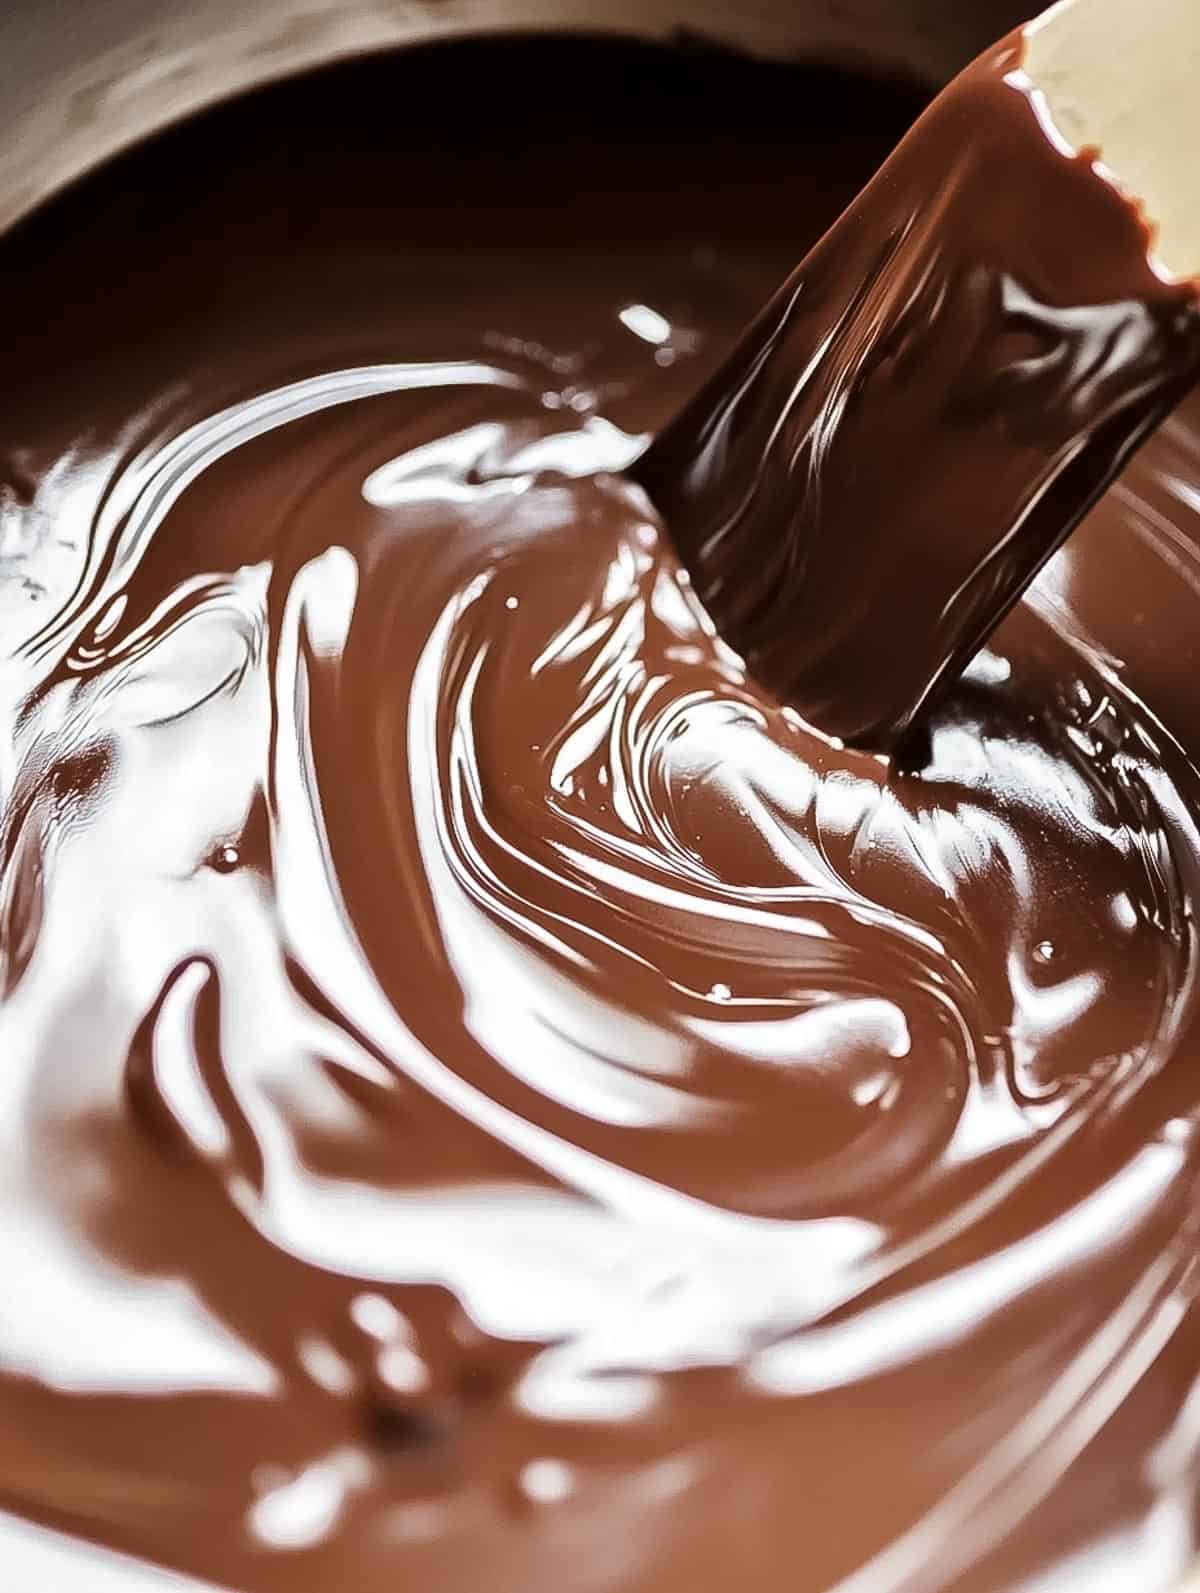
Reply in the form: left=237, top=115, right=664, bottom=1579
left=2, top=36, right=1200, bottom=1593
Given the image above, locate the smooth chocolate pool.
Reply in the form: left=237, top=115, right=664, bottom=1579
left=2, top=35, right=1200, bottom=1593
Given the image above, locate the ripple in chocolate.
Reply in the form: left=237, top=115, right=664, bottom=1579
left=2, top=32, right=1200, bottom=1593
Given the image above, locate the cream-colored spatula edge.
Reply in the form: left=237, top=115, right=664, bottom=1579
left=1024, top=0, right=1200, bottom=282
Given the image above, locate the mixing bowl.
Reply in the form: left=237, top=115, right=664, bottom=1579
left=0, top=1, right=1196, bottom=1588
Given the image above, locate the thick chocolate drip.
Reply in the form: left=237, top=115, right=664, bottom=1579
left=636, top=36, right=1200, bottom=749
left=2, top=35, right=1200, bottom=1593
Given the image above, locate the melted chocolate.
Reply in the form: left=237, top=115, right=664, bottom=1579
left=1, top=34, right=1200, bottom=1593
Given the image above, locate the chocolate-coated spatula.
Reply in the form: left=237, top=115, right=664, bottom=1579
left=635, top=0, right=1200, bottom=752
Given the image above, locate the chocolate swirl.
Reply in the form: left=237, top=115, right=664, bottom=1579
left=1, top=36, right=1200, bottom=1593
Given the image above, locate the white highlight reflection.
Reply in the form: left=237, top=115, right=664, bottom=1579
left=618, top=303, right=672, bottom=345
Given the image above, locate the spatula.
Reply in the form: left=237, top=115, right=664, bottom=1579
left=634, top=0, right=1200, bottom=752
